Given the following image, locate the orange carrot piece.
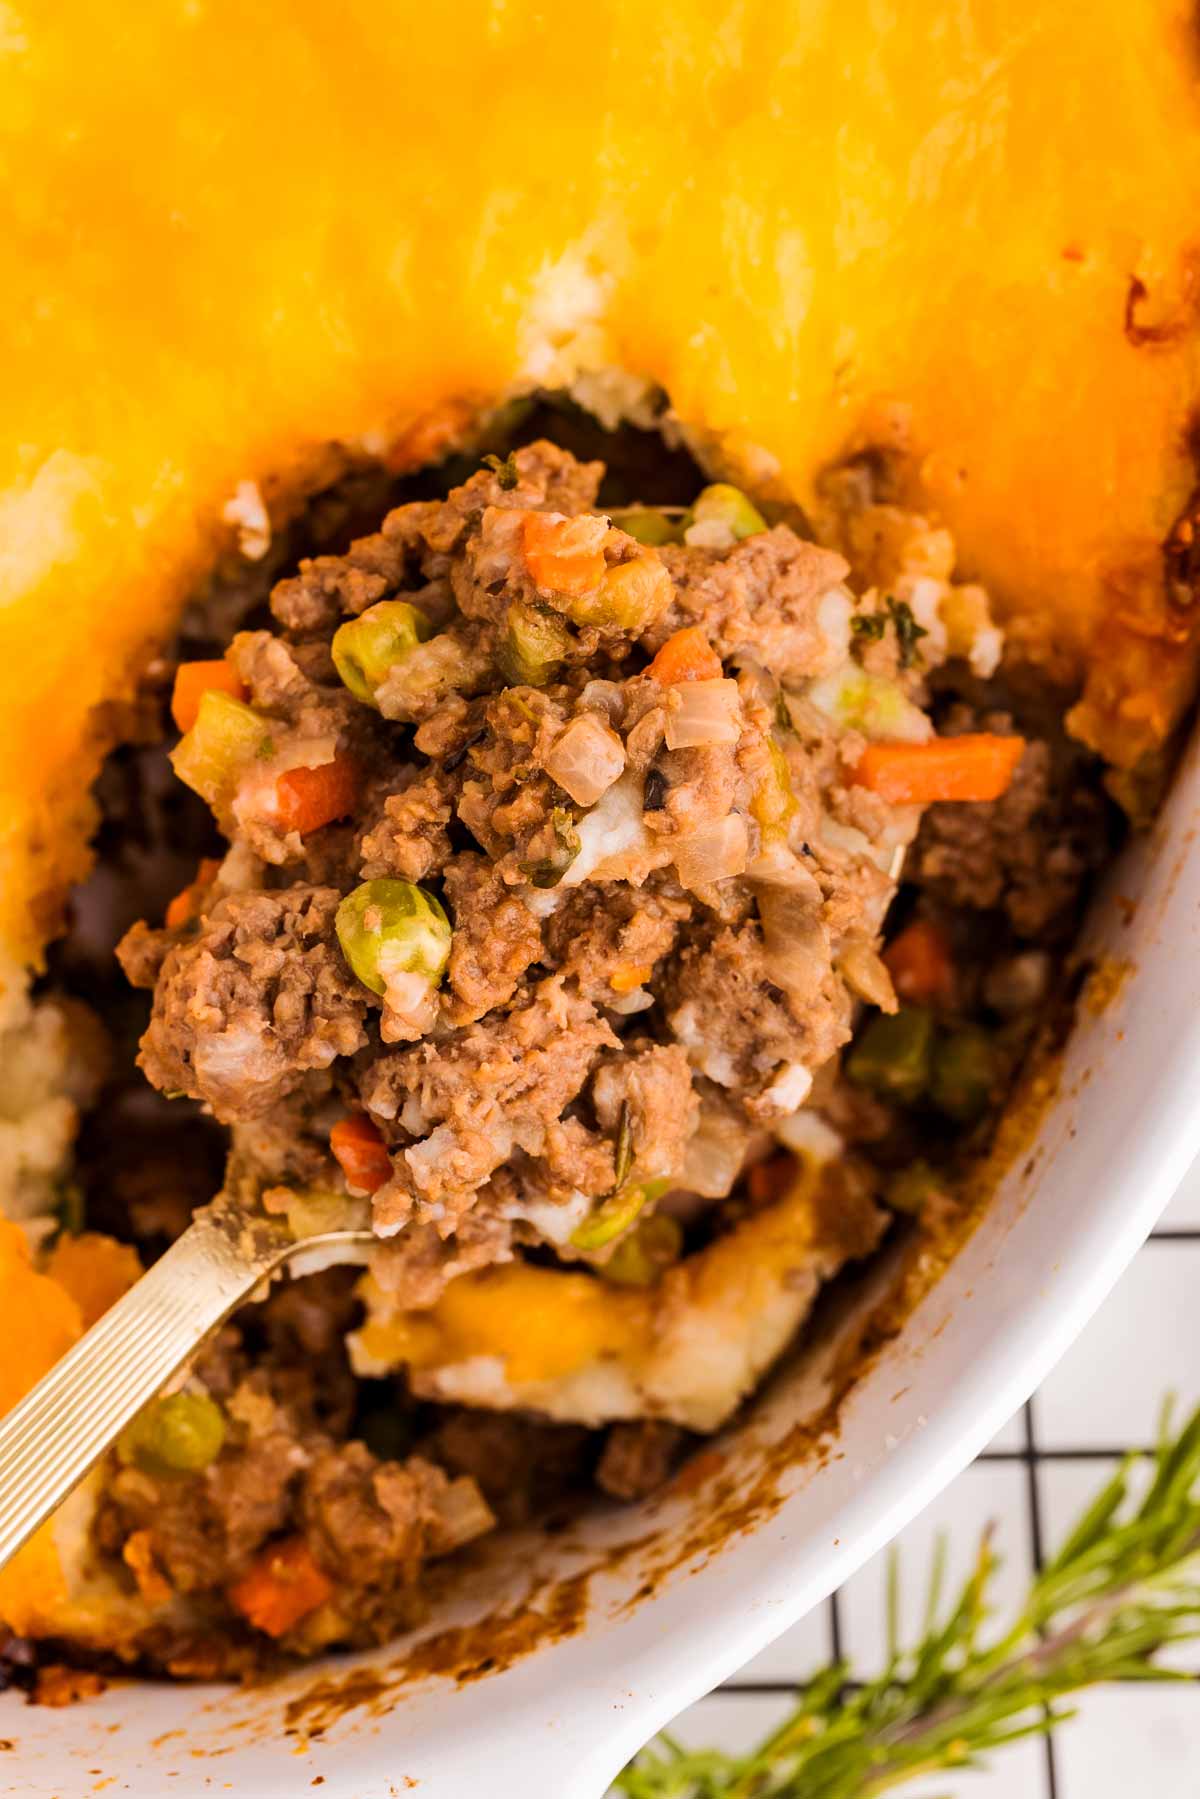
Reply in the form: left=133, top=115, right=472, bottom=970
left=747, top=1153, right=796, bottom=1206
left=609, top=962, right=653, bottom=995
left=228, top=1537, right=333, bottom=1638
left=164, top=856, right=223, bottom=930
left=648, top=626, right=723, bottom=685
left=852, top=734, right=1025, bottom=805
left=275, top=756, right=361, bottom=835
left=883, top=919, right=954, bottom=1004
left=170, top=660, right=247, bottom=733
left=330, top=1113, right=393, bottom=1196
left=521, top=512, right=607, bottom=596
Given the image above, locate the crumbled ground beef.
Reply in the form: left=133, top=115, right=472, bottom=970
left=596, top=1421, right=685, bottom=1500
left=76, top=426, right=1117, bottom=1678
left=93, top=1280, right=495, bottom=1668
left=652, top=529, right=849, bottom=679
left=121, top=887, right=369, bottom=1123
left=909, top=705, right=1111, bottom=943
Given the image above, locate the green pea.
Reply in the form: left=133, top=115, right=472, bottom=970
left=599, top=1211, right=683, bottom=1285
left=610, top=507, right=682, bottom=547
left=170, top=689, right=270, bottom=807
left=336, top=878, right=452, bottom=998
left=117, top=1392, right=226, bottom=1477
left=888, top=1159, right=945, bottom=1216
left=497, top=602, right=574, bottom=687
left=845, top=1007, right=935, bottom=1106
left=332, top=600, right=432, bottom=708
left=572, top=1175, right=672, bottom=1252
left=687, top=483, right=768, bottom=541
left=930, top=1025, right=998, bottom=1123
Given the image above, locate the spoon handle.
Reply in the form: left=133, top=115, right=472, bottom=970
left=0, top=1206, right=292, bottom=1571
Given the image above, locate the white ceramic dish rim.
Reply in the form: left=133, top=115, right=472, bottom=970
left=5, top=730, right=1200, bottom=1799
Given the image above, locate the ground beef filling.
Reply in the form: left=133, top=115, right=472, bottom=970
left=120, top=441, right=900, bottom=1265
left=85, top=430, right=1114, bottom=1673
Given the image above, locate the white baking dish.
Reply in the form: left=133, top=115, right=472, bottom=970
left=4, top=726, right=1198, bottom=1799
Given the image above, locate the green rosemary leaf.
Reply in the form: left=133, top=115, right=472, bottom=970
left=616, top=1399, right=1200, bottom=1799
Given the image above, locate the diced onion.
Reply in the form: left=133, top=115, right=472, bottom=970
left=434, top=1477, right=497, bottom=1550
left=664, top=678, right=742, bottom=750
left=673, top=813, right=748, bottom=888
left=544, top=712, right=627, bottom=806
left=578, top=679, right=625, bottom=720
left=680, top=1107, right=754, bottom=1198
left=757, top=1062, right=813, bottom=1114
left=756, top=883, right=829, bottom=1010
left=607, top=986, right=655, bottom=1016
left=774, top=1108, right=843, bottom=1162
left=836, top=935, right=897, bottom=1011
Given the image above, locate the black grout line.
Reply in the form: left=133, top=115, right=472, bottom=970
left=829, top=1587, right=845, bottom=1665
left=715, top=1681, right=821, bottom=1696
left=1022, top=1399, right=1062, bottom=1799
left=978, top=1445, right=1144, bottom=1463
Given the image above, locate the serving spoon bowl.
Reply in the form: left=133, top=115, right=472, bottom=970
left=0, top=1206, right=374, bottom=1572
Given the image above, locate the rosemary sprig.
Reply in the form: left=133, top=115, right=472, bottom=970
left=617, top=1400, right=1200, bottom=1799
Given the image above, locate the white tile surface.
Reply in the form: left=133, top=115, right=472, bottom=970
left=901, top=1738, right=1049, bottom=1798
left=1156, top=1156, right=1200, bottom=1228
left=1055, top=1686, right=1200, bottom=1798
left=653, top=1235, right=1200, bottom=1799
left=1035, top=1243, right=1200, bottom=1447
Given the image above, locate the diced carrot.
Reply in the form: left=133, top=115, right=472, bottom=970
left=883, top=919, right=954, bottom=1004
left=521, top=512, right=608, bottom=597
left=275, top=755, right=361, bottom=835
left=648, top=626, right=723, bottom=685
left=852, top=734, right=1025, bottom=805
left=164, top=856, right=223, bottom=930
left=747, top=1153, right=796, bottom=1206
left=330, top=1113, right=393, bottom=1196
left=170, top=659, right=247, bottom=733
left=609, top=962, right=652, bottom=995
left=228, top=1537, right=333, bottom=1638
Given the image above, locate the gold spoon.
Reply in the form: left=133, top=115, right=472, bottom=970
left=0, top=1203, right=373, bottom=1571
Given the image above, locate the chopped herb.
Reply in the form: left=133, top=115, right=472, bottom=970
left=642, top=767, right=667, bottom=811
left=886, top=594, right=929, bottom=668
left=850, top=598, right=929, bottom=669
left=56, top=1180, right=86, bottom=1236
left=519, top=807, right=580, bottom=888
left=850, top=610, right=888, bottom=645
left=611, top=1101, right=634, bottom=1192
left=256, top=735, right=276, bottom=760
left=443, top=729, right=485, bottom=773
left=482, top=451, right=520, bottom=491
left=774, top=690, right=794, bottom=732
